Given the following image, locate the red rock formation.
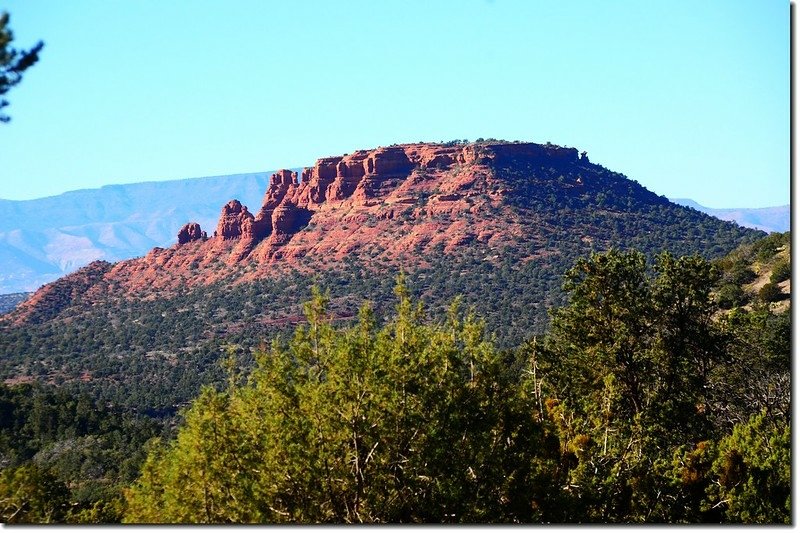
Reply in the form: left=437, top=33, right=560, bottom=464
left=317, top=151, right=366, bottom=202
left=315, top=156, right=341, bottom=180
left=262, top=169, right=298, bottom=208
left=215, top=200, right=255, bottom=240
left=250, top=170, right=299, bottom=239
left=9, top=260, right=113, bottom=325
left=364, top=146, right=413, bottom=176
left=299, top=165, right=330, bottom=204
left=177, top=222, right=206, bottom=244
left=205, top=141, right=581, bottom=258
left=293, top=155, right=349, bottom=205
left=424, top=153, right=456, bottom=169
left=269, top=202, right=310, bottom=245
left=337, top=151, right=368, bottom=178
left=4, top=140, right=598, bottom=305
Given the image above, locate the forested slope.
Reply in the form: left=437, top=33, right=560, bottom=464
left=122, top=243, right=790, bottom=523
left=0, top=232, right=789, bottom=524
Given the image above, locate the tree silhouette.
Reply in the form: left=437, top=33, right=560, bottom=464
left=0, top=12, right=43, bottom=123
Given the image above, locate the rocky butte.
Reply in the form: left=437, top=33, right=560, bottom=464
left=113, top=142, right=585, bottom=288
left=6, top=140, right=757, bottom=325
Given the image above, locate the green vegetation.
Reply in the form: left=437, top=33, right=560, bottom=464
left=121, top=246, right=789, bottom=524
left=769, top=258, right=790, bottom=284
left=125, top=284, right=558, bottom=523
left=0, top=209, right=759, bottom=415
left=0, top=383, right=162, bottom=523
left=708, top=412, right=790, bottom=523
left=714, top=231, right=790, bottom=309
left=758, top=282, right=783, bottom=303
left=533, top=249, right=788, bottom=522
left=536, top=251, right=724, bottom=521
left=0, top=231, right=788, bottom=524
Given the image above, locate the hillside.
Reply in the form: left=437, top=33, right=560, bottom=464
left=714, top=231, right=791, bottom=312
left=0, top=172, right=273, bottom=293
left=0, top=141, right=762, bottom=413
left=671, top=198, right=789, bottom=233
left=0, top=230, right=786, bottom=524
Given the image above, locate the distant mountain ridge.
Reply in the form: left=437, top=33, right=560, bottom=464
left=670, top=198, right=789, bottom=233
left=0, top=172, right=277, bottom=293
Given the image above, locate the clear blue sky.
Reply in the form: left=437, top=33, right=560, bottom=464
left=0, top=0, right=789, bottom=208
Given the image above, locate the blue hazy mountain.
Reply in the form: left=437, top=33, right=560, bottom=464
left=0, top=172, right=274, bottom=293
left=670, top=199, right=789, bottom=234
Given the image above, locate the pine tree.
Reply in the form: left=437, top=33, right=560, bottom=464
left=0, top=12, right=43, bottom=123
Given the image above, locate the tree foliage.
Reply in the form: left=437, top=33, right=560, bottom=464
left=532, top=249, right=788, bottom=523
left=2, top=235, right=789, bottom=524
left=707, top=412, right=790, bottom=523
left=710, top=307, right=790, bottom=429
left=0, top=463, right=69, bottom=523
left=122, top=246, right=790, bottom=524
left=124, top=282, right=558, bottom=523
left=0, top=12, right=43, bottom=122
left=0, top=383, right=161, bottom=523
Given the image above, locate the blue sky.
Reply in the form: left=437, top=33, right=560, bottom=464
left=0, top=0, right=789, bottom=208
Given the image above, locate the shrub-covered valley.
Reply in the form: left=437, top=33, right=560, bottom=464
left=0, top=141, right=789, bottom=523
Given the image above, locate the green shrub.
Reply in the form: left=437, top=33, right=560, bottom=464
left=769, top=259, right=790, bottom=284
left=717, top=283, right=747, bottom=309
left=728, top=262, right=757, bottom=285
left=758, top=282, right=783, bottom=303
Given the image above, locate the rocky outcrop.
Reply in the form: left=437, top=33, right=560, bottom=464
left=296, top=156, right=341, bottom=205
left=214, top=200, right=255, bottom=240
left=327, top=151, right=370, bottom=202
left=364, top=146, right=413, bottom=176
left=177, top=222, right=206, bottom=244
left=252, top=170, right=299, bottom=238
left=270, top=203, right=311, bottom=245
left=337, top=151, right=369, bottom=179
left=203, top=141, right=587, bottom=262
left=261, top=170, right=298, bottom=210
left=294, top=147, right=417, bottom=204
left=7, top=137, right=744, bottom=313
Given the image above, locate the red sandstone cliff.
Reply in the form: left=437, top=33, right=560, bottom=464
left=177, top=222, right=206, bottom=244
left=9, top=141, right=584, bottom=321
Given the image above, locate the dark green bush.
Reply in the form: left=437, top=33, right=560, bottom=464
left=717, top=283, right=747, bottom=310
left=728, top=261, right=757, bottom=285
left=769, top=259, right=790, bottom=284
left=758, top=282, right=784, bottom=303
